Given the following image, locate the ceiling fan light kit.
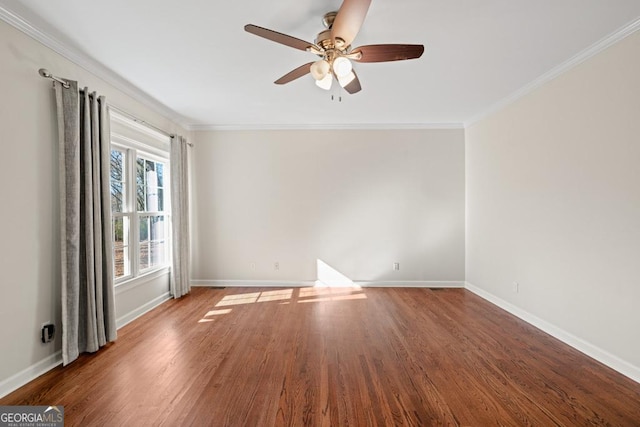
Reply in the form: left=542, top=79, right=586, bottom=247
left=316, top=73, right=333, bottom=90
left=310, top=59, right=331, bottom=81
left=332, top=57, right=353, bottom=78
left=338, top=71, right=357, bottom=88
left=244, top=0, right=424, bottom=95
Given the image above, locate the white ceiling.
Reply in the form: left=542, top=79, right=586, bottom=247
left=2, top=0, right=640, bottom=129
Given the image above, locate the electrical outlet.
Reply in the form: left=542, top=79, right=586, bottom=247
left=274, top=262, right=279, bottom=271
left=393, top=262, right=400, bottom=271
left=250, top=262, right=256, bottom=271
left=513, top=282, right=519, bottom=293
left=41, top=322, right=55, bottom=343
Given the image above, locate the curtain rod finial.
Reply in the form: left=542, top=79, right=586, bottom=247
left=39, top=68, right=70, bottom=88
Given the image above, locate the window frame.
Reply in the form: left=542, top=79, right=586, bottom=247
left=111, top=132, right=171, bottom=287
left=135, top=152, right=170, bottom=275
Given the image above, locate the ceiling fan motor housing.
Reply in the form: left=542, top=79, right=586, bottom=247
left=322, top=11, right=338, bottom=29
left=315, top=29, right=334, bottom=50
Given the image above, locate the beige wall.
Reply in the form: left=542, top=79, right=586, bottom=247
left=0, top=19, right=187, bottom=393
left=191, top=129, right=465, bottom=284
left=466, top=30, right=640, bottom=376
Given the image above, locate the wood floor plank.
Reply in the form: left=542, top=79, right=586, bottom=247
left=2, top=287, right=639, bottom=426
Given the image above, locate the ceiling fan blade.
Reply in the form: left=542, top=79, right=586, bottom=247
left=331, top=0, right=371, bottom=47
left=353, top=44, right=425, bottom=63
left=274, top=62, right=314, bottom=85
left=245, top=24, right=316, bottom=52
left=343, top=71, right=362, bottom=94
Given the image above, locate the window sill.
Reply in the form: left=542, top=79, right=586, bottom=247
left=115, top=266, right=171, bottom=295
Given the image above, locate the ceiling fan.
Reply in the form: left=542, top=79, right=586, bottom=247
left=244, top=0, right=424, bottom=94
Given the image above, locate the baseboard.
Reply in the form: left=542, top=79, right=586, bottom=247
left=192, top=280, right=316, bottom=288
left=465, top=282, right=640, bottom=384
left=0, top=351, right=62, bottom=399
left=192, top=279, right=465, bottom=288
left=116, top=292, right=172, bottom=329
left=0, top=292, right=172, bottom=400
left=358, top=281, right=465, bottom=288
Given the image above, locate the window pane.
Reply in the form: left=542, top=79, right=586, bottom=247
left=137, top=158, right=145, bottom=211
left=150, top=240, right=166, bottom=266
left=139, top=242, right=150, bottom=270
left=157, top=188, right=164, bottom=212
left=113, top=217, right=130, bottom=278
left=110, top=149, right=126, bottom=213
left=157, top=163, right=164, bottom=187
left=114, top=217, right=124, bottom=244
left=139, top=216, right=149, bottom=242
left=111, top=182, right=123, bottom=212
left=114, top=243, right=124, bottom=278
left=115, top=246, right=130, bottom=279
left=150, top=215, right=165, bottom=240
left=110, top=150, right=123, bottom=181
left=146, top=168, right=158, bottom=211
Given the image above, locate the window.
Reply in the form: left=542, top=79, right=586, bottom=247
left=136, top=156, right=168, bottom=271
left=110, top=139, right=170, bottom=283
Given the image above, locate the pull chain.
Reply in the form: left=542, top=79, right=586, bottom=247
left=330, top=84, right=343, bottom=102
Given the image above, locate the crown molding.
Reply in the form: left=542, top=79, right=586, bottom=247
left=465, top=16, right=640, bottom=128
left=0, top=5, right=190, bottom=129
left=5, top=3, right=638, bottom=133
left=187, top=122, right=465, bottom=132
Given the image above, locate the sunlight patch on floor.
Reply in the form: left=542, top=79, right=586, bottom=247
left=215, top=292, right=260, bottom=306
left=198, top=308, right=233, bottom=323
left=200, top=260, right=367, bottom=322
left=257, top=289, right=293, bottom=302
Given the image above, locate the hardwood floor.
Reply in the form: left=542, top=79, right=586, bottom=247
left=2, top=286, right=640, bottom=426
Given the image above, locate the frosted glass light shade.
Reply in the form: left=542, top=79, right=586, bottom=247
left=332, top=57, right=352, bottom=78
left=315, top=73, right=333, bottom=90
left=338, top=71, right=356, bottom=88
left=310, top=60, right=330, bottom=81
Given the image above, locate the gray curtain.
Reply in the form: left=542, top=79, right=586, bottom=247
left=55, top=81, right=117, bottom=365
left=170, top=135, right=191, bottom=298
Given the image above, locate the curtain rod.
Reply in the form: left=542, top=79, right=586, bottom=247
left=38, top=68, right=193, bottom=146
left=108, top=104, right=176, bottom=140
